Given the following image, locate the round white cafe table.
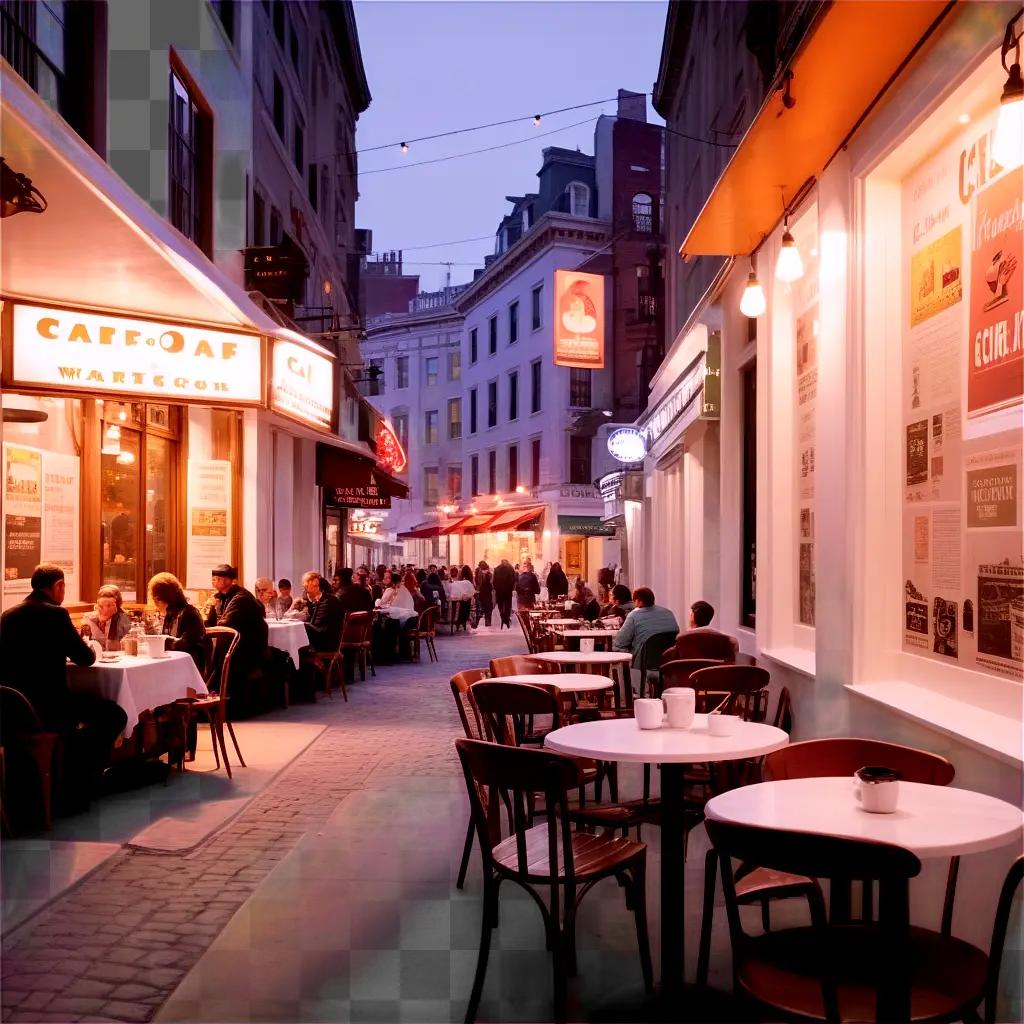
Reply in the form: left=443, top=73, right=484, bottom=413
left=266, top=619, right=308, bottom=665
left=705, top=777, right=1024, bottom=859
left=532, top=650, right=632, bottom=667
left=546, top=715, right=789, bottom=1001
left=559, top=628, right=619, bottom=639
left=543, top=618, right=583, bottom=628
left=490, top=672, right=614, bottom=694
left=68, top=650, right=208, bottom=738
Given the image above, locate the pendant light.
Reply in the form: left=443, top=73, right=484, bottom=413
left=740, top=263, right=766, bottom=318
left=775, top=216, right=804, bottom=283
left=993, top=12, right=1024, bottom=168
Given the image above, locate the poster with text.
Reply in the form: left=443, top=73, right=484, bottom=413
left=901, top=111, right=1023, bottom=682
left=186, top=459, right=232, bottom=590
left=3, top=444, right=43, bottom=598
left=42, top=452, right=80, bottom=604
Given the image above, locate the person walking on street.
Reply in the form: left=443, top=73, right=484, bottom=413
left=514, top=563, right=540, bottom=610
left=475, top=561, right=494, bottom=628
left=546, top=561, right=569, bottom=601
left=492, top=558, right=516, bottom=629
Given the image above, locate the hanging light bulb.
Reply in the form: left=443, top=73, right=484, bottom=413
left=117, top=407, right=128, bottom=422
left=116, top=450, right=136, bottom=466
left=400, top=141, right=409, bottom=155
left=101, top=423, right=121, bottom=455
left=993, top=14, right=1024, bottom=168
left=740, top=265, right=767, bottom=318
left=533, top=114, right=541, bottom=127
left=775, top=220, right=804, bottom=283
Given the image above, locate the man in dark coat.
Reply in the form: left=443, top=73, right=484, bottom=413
left=0, top=563, right=127, bottom=810
left=336, top=567, right=374, bottom=618
left=492, top=558, right=516, bottom=629
left=204, top=564, right=268, bottom=700
left=301, top=571, right=344, bottom=653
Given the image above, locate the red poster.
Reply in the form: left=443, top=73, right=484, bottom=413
left=968, top=170, right=1023, bottom=417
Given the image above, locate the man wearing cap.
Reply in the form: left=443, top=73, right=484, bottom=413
left=205, top=565, right=268, bottom=705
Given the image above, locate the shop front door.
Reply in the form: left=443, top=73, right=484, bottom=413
left=561, top=537, right=586, bottom=582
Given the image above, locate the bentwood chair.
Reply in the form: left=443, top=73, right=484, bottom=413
left=636, top=629, right=681, bottom=697
left=0, top=687, right=60, bottom=831
left=489, top=655, right=559, bottom=678
left=310, top=616, right=351, bottom=700
left=986, top=856, right=1024, bottom=1023
left=697, top=737, right=960, bottom=988
left=450, top=669, right=490, bottom=889
left=337, top=610, right=373, bottom=684
left=456, top=738, right=652, bottom=1023
left=516, top=609, right=537, bottom=652
left=178, top=626, right=246, bottom=779
left=668, top=629, right=739, bottom=664
left=705, top=818, right=990, bottom=1023
left=409, top=605, right=440, bottom=662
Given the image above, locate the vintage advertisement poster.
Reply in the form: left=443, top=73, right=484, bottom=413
left=185, top=459, right=232, bottom=590
left=553, top=270, right=605, bottom=369
left=42, top=452, right=80, bottom=604
left=3, top=444, right=43, bottom=598
left=910, top=226, right=963, bottom=326
left=901, top=111, right=1023, bottom=682
left=967, top=171, right=1023, bottom=417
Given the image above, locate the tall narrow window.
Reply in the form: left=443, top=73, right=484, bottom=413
left=424, top=356, right=439, bottom=386
left=508, top=301, right=519, bottom=344
left=423, top=467, right=439, bottom=506
left=252, top=189, right=265, bottom=245
left=508, top=370, right=519, bottom=421
left=470, top=454, right=479, bottom=496
left=269, top=206, right=281, bottom=244
left=272, top=75, right=285, bottom=141
left=307, top=163, right=318, bottom=210
left=447, top=465, right=462, bottom=501
left=469, top=388, right=478, bottom=434
left=569, top=436, right=591, bottom=484
left=448, top=351, right=461, bottom=381
left=488, top=315, right=498, bottom=355
left=531, top=284, right=543, bottom=330
left=424, top=410, right=438, bottom=444
left=531, top=437, right=541, bottom=487
left=487, top=380, right=498, bottom=428
left=272, top=0, right=285, bottom=42
left=469, top=328, right=478, bottom=364
left=211, top=0, right=236, bottom=42
left=530, top=359, right=542, bottom=413
left=392, top=412, right=409, bottom=450
left=567, top=181, right=590, bottom=216
left=569, top=368, right=592, bottom=408
left=508, top=445, right=519, bottom=491
left=169, top=68, right=211, bottom=253
left=447, top=398, right=462, bottom=440
left=488, top=450, right=497, bottom=494
left=741, top=362, right=757, bottom=628
left=293, top=112, right=304, bottom=171
left=395, top=356, right=409, bottom=389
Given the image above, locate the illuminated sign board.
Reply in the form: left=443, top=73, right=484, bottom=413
left=375, top=419, right=408, bottom=474
left=606, top=427, right=647, bottom=463
left=270, top=338, right=334, bottom=430
left=8, top=304, right=262, bottom=404
left=553, top=270, right=605, bottom=369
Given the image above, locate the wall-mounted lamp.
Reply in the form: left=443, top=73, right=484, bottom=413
left=993, top=10, right=1024, bottom=168
left=0, top=158, right=47, bottom=218
left=776, top=216, right=805, bottom=283
left=739, top=263, right=766, bottom=318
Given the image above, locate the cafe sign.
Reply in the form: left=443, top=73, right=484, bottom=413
left=270, top=337, right=334, bottom=430
left=7, top=304, right=262, bottom=404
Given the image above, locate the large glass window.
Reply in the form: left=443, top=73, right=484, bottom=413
left=569, top=436, right=591, bottom=484
left=508, top=301, right=519, bottom=344
left=102, top=429, right=141, bottom=599
left=424, top=410, right=438, bottom=445
left=469, top=388, right=478, bottom=434
left=488, top=450, right=497, bottom=494
left=531, top=285, right=543, bottom=331
left=488, top=315, right=498, bottom=355
left=425, top=356, right=439, bottom=386
left=446, top=465, right=462, bottom=501
left=169, top=68, right=211, bottom=253
left=395, top=356, right=409, bottom=389
left=508, top=370, right=519, bottom=421
left=448, top=398, right=462, bottom=440
left=470, top=454, right=479, bottom=496
left=469, top=328, right=478, bottom=364
left=508, top=445, right=519, bottom=491
left=423, top=467, right=439, bottom=506
left=531, top=359, right=542, bottom=413
left=531, top=437, right=541, bottom=487
left=392, top=412, right=409, bottom=451
left=569, top=368, right=592, bottom=408
left=487, top=380, right=498, bottom=428
left=448, top=351, right=461, bottom=381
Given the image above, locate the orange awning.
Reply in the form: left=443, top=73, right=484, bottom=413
left=679, top=1, right=952, bottom=257
left=398, top=523, right=440, bottom=540
left=486, top=505, right=545, bottom=530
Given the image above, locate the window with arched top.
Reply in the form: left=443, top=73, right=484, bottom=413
left=567, top=181, right=591, bottom=217
left=633, top=193, right=653, bottom=232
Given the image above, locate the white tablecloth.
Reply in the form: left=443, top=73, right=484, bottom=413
left=68, top=651, right=208, bottom=737
left=267, top=619, right=308, bottom=664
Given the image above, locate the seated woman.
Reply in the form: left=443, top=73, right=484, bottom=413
left=81, top=585, right=132, bottom=648
left=608, top=584, right=635, bottom=622
left=404, top=570, right=429, bottom=615
left=149, top=572, right=211, bottom=673
left=421, top=571, right=447, bottom=615
left=448, top=565, right=476, bottom=629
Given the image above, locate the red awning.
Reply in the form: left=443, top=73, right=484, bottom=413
left=441, top=513, right=498, bottom=535
left=373, top=467, right=410, bottom=499
left=486, top=505, right=545, bottom=530
left=398, top=523, right=440, bottom=540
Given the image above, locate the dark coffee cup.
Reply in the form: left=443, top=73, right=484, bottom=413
left=855, top=766, right=900, bottom=784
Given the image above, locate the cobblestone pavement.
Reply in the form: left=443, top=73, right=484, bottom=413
left=1, top=627, right=525, bottom=1024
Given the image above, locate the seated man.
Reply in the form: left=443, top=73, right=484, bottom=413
left=204, top=565, right=269, bottom=704
left=613, top=587, right=680, bottom=666
left=0, top=563, right=127, bottom=811
left=301, top=571, right=344, bottom=653
left=253, top=577, right=278, bottom=618
left=667, top=600, right=739, bottom=663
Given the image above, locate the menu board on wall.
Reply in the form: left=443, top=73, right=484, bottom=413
left=185, top=459, right=232, bottom=590
left=792, top=209, right=820, bottom=627
left=901, top=113, right=1023, bottom=681
left=2, top=444, right=80, bottom=606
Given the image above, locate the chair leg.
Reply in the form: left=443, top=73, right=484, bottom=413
left=225, top=720, right=246, bottom=768
left=551, top=928, right=569, bottom=1024
left=457, top=819, right=474, bottom=889
left=359, top=648, right=366, bottom=681
left=941, top=856, right=960, bottom=937
left=760, top=897, right=771, bottom=932
left=338, top=668, right=348, bottom=703
left=465, top=877, right=497, bottom=1024
left=630, top=860, right=654, bottom=994
left=214, top=720, right=232, bottom=779
left=697, top=848, right=717, bottom=987
left=209, top=718, right=221, bottom=769
left=368, top=646, right=376, bottom=677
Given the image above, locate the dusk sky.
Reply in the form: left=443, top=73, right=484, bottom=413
left=353, top=1, right=668, bottom=291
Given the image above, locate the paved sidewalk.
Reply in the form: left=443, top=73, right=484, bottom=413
left=1, top=626, right=525, bottom=1023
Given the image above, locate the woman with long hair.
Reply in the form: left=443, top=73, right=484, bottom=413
left=148, top=572, right=211, bottom=672
left=475, top=560, right=494, bottom=628
left=546, top=561, right=570, bottom=600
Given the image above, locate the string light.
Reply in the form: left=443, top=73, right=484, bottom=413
left=400, top=142, right=409, bottom=155
left=775, top=216, right=804, bottom=283
left=740, top=263, right=766, bottom=318
left=533, top=114, right=541, bottom=126
left=993, top=10, right=1024, bottom=168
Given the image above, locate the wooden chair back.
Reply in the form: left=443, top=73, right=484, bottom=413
left=489, top=655, right=559, bottom=678
left=205, top=626, right=240, bottom=698
left=637, top=629, right=679, bottom=679
left=0, top=686, right=45, bottom=738
left=706, top=818, right=921, bottom=1023
left=417, top=605, right=439, bottom=636
left=516, top=610, right=536, bottom=653
left=340, top=610, right=369, bottom=645
left=671, top=630, right=738, bottom=663
left=765, top=737, right=955, bottom=785
left=456, top=737, right=581, bottom=881
left=986, top=856, right=1024, bottom=1023
left=657, top=658, right=723, bottom=700
left=470, top=680, right=562, bottom=746
left=360, top=610, right=377, bottom=644
left=689, top=664, right=770, bottom=720
left=772, top=686, right=793, bottom=733
left=450, top=670, right=489, bottom=741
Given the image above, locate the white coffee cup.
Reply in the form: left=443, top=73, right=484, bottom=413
left=634, top=698, right=663, bottom=730
left=853, top=766, right=900, bottom=813
left=664, top=689, right=696, bottom=729
left=708, top=713, right=739, bottom=737
left=580, top=638, right=595, bottom=653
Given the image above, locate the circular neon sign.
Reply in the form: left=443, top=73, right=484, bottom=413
left=606, top=427, right=647, bottom=463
